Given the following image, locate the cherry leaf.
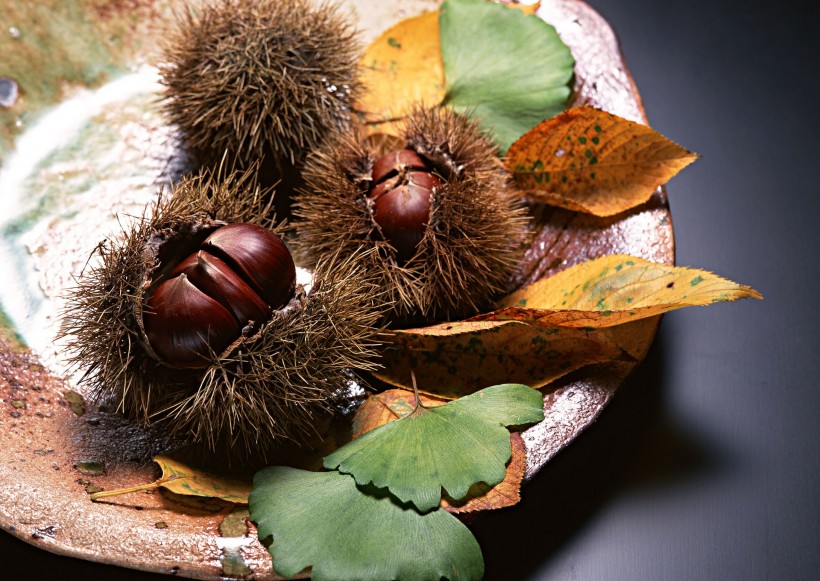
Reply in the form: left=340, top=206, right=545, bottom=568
left=355, top=10, right=445, bottom=135
left=506, top=106, right=699, bottom=216
left=490, top=254, right=763, bottom=327
left=373, top=319, right=628, bottom=397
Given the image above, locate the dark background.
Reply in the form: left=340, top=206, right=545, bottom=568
left=2, top=0, right=819, bottom=579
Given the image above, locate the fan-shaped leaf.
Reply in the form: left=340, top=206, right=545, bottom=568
left=250, top=467, right=483, bottom=581
left=440, top=0, right=574, bottom=152
left=324, top=384, right=544, bottom=512
left=442, top=432, right=528, bottom=514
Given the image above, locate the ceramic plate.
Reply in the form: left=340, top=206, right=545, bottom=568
left=0, top=0, right=672, bottom=578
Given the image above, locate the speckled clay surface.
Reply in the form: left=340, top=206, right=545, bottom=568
left=0, top=1, right=672, bottom=578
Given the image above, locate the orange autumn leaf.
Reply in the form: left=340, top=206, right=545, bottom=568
left=356, top=10, right=445, bottom=135
left=506, top=106, right=698, bottom=216
left=485, top=254, right=762, bottom=328
left=373, top=319, right=629, bottom=398
left=351, top=389, right=449, bottom=438
left=441, top=433, right=527, bottom=514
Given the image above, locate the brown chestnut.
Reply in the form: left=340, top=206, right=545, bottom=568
left=368, top=149, right=440, bottom=263
left=143, top=223, right=296, bottom=368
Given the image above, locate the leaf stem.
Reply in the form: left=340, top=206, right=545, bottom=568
left=89, top=475, right=175, bottom=501
left=90, top=481, right=161, bottom=501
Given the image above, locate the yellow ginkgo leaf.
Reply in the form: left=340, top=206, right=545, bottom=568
left=355, top=10, right=445, bottom=135
left=489, top=254, right=762, bottom=328
left=90, top=455, right=251, bottom=504
left=506, top=106, right=699, bottom=216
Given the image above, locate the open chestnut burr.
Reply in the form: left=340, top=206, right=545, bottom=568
left=295, top=106, right=529, bottom=326
left=63, top=172, right=384, bottom=453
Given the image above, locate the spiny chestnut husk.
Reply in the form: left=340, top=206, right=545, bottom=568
left=61, top=172, right=384, bottom=454
left=159, top=0, right=360, bottom=185
left=294, top=107, right=529, bottom=324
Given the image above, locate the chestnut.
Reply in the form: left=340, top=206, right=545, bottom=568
left=296, top=107, right=528, bottom=324
left=63, top=171, right=385, bottom=453
left=368, top=149, right=440, bottom=263
left=143, top=223, right=296, bottom=368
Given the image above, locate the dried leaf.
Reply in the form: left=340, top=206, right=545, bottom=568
left=490, top=254, right=762, bottom=328
left=250, top=467, right=484, bottom=581
left=355, top=10, right=445, bottom=134
left=351, top=389, right=448, bottom=439
left=324, top=384, right=544, bottom=512
left=373, top=319, right=628, bottom=397
left=506, top=106, right=699, bottom=216
left=441, top=0, right=574, bottom=152
left=90, top=455, right=251, bottom=504
left=442, top=432, right=527, bottom=513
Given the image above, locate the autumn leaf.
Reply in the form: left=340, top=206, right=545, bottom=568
left=324, top=384, right=543, bottom=513
left=441, top=0, right=574, bottom=152
left=506, top=106, right=699, bottom=216
left=442, top=432, right=527, bottom=514
left=90, top=455, right=251, bottom=504
left=373, top=318, right=628, bottom=397
left=352, top=389, right=448, bottom=439
left=250, top=467, right=484, bottom=581
left=488, top=254, right=762, bottom=328
left=355, top=10, right=445, bottom=134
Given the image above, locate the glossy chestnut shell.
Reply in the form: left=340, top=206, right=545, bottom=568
left=143, top=223, right=296, bottom=368
left=368, top=149, right=441, bottom=263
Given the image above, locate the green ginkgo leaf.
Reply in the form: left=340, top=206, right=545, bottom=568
left=440, top=0, right=575, bottom=152
left=249, top=467, right=484, bottom=581
left=323, top=383, right=544, bottom=512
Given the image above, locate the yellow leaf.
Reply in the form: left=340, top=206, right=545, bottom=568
left=373, top=319, right=629, bottom=398
left=351, top=389, right=448, bottom=438
left=506, top=106, right=699, bottom=216
left=90, top=455, right=251, bottom=504
left=441, top=432, right=527, bottom=514
left=355, top=11, right=445, bottom=135
left=491, top=254, right=762, bottom=328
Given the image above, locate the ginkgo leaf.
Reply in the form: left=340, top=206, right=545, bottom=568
left=506, top=106, right=699, bottom=216
left=249, top=467, right=484, bottom=581
left=373, top=318, right=629, bottom=397
left=323, top=384, right=544, bottom=512
left=90, top=455, right=251, bottom=504
left=442, top=432, right=527, bottom=514
left=355, top=10, right=445, bottom=134
left=440, top=0, right=574, bottom=152
left=489, top=254, right=762, bottom=328
left=352, top=389, right=448, bottom=439
left=352, top=392, right=528, bottom=514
